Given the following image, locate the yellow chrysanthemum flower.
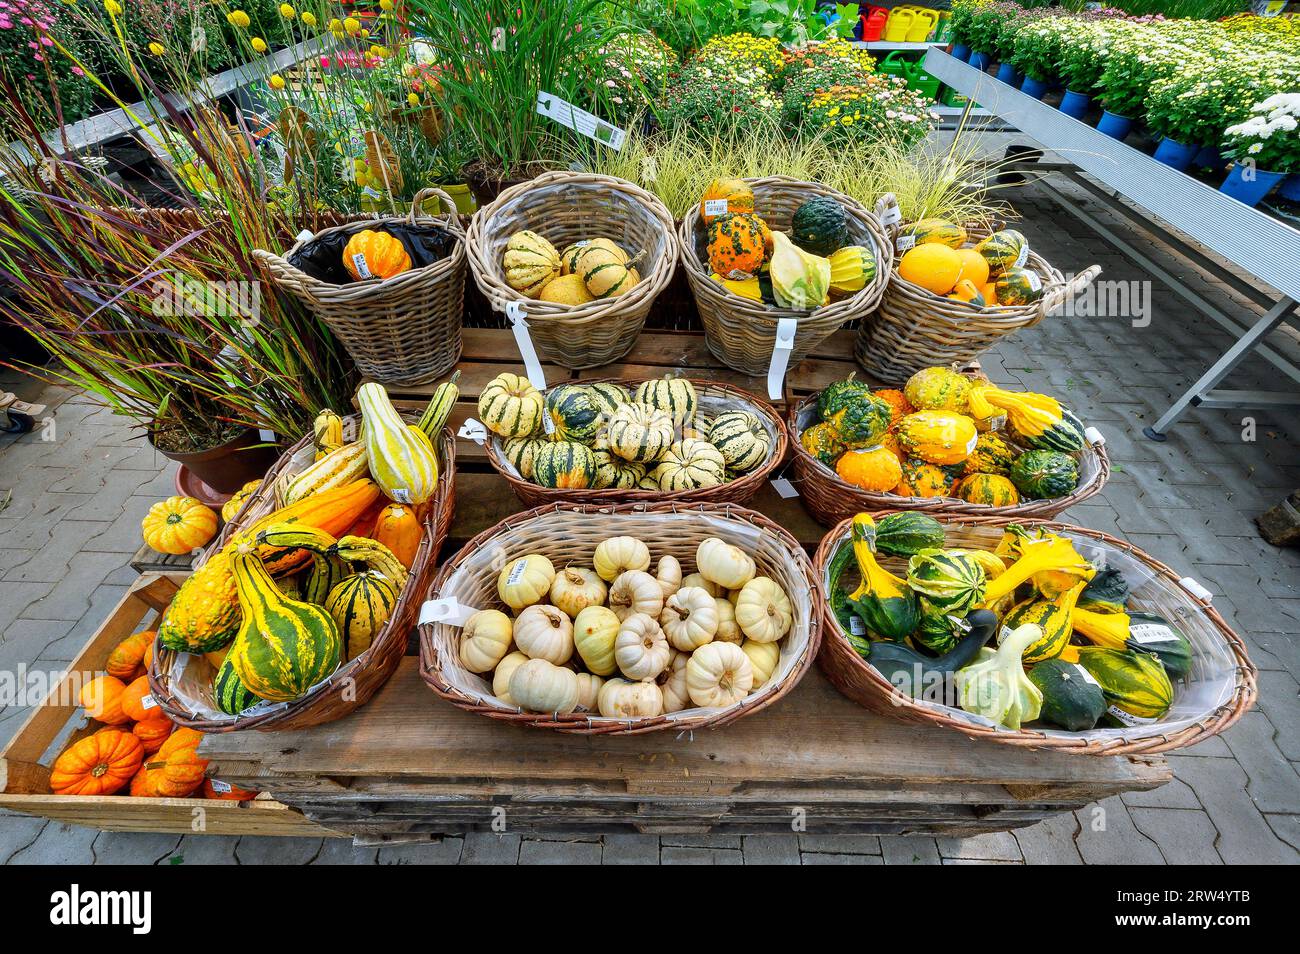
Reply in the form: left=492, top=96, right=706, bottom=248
left=226, top=10, right=250, bottom=28
left=148, top=41, right=165, bottom=55
left=300, top=10, right=316, bottom=25
left=343, top=16, right=360, bottom=34
left=251, top=36, right=267, bottom=52
left=407, top=92, right=419, bottom=106
left=363, top=102, right=373, bottom=113
left=269, top=73, right=286, bottom=90
left=279, top=3, right=294, bottom=17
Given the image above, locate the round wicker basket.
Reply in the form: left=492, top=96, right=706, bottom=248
left=484, top=378, right=789, bottom=508
left=419, top=502, right=821, bottom=735
left=254, top=188, right=467, bottom=386
left=814, top=513, right=1257, bottom=755
left=678, top=177, right=892, bottom=376
left=786, top=390, right=1110, bottom=526
left=855, top=218, right=1101, bottom=381
left=147, top=416, right=456, bottom=733
left=465, top=171, right=678, bottom=369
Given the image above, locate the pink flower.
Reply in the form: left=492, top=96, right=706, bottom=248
left=71, top=65, right=83, bottom=75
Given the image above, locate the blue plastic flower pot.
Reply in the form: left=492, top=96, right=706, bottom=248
left=1059, top=89, right=1090, bottom=119
left=1153, top=137, right=1198, bottom=171
left=1096, top=110, right=1132, bottom=140
left=1020, top=76, right=1050, bottom=99
left=968, top=51, right=991, bottom=70
left=995, top=62, right=1021, bottom=85
left=1219, top=165, right=1285, bottom=206
left=951, top=42, right=971, bottom=62
left=1279, top=174, right=1300, bottom=203
left=1193, top=144, right=1223, bottom=170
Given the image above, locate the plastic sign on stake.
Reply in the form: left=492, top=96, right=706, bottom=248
left=419, top=597, right=479, bottom=627
left=767, top=317, right=797, bottom=401
left=458, top=418, right=488, bottom=445
left=536, top=91, right=627, bottom=151
left=505, top=301, right=547, bottom=391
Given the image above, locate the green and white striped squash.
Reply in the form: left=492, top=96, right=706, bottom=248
left=590, top=448, right=620, bottom=490
left=906, top=549, right=986, bottom=615
left=501, top=436, right=549, bottom=480
left=358, top=382, right=440, bottom=506
left=478, top=372, right=544, bottom=439
left=587, top=382, right=629, bottom=416
left=608, top=402, right=675, bottom=464
left=651, top=439, right=726, bottom=491
left=633, top=377, right=697, bottom=427
left=533, top=441, right=598, bottom=489
left=214, top=655, right=260, bottom=715
left=545, top=384, right=604, bottom=445
left=1077, top=646, right=1173, bottom=724
left=503, top=230, right=561, bottom=297
left=708, top=411, right=770, bottom=473
left=325, top=571, right=399, bottom=661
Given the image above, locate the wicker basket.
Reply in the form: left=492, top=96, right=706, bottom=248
left=484, top=378, right=789, bottom=508
left=787, top=391, right=1110, bottom=526
left=678, top=177, right=892, bottom=377
left=855, top=218, right=1101, bottom=381
left=419, top=502, right=821, bottom=735
left=465, top=171, right=678, bottom=369
left=147, top=416, right=456, bottom=733
left=253, top=188, right=467, bottom=386
left=814, top=513, right=1257, bottom=755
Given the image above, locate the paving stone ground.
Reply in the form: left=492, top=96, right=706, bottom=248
left=1, top=145, right=1297, bottom=864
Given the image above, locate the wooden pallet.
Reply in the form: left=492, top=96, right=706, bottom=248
left=128, top=544, right=195, bottom=576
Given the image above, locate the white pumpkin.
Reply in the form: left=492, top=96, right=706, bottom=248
left=574, top=672, right=606, bottom=712
left=608, top=569, right=664, bottom=622
left=550, top=566, right=607, bottom=618
left=593, top=535, right=651, bottom=582
left=741, top=638, right=780, bottom=688
left=659, top=586, right=719, bottom=652
left=492, top=650, right=530, bottom=705
left=695, top=538, right=756, bottom=590
left=734, top=576, right=793, bottom=643
left=598, top=677, right=665, bottom=719
left=459, top=608, right=513, bottom=673
left=614, top=612, right=671, bottom=681
left=686, top=641, right=754, bottom=708
left=655, top=555, right=683, bottom=600
left=509, top=658, right=579, bottom=713
left=657, top=650, right=691, bottom=713
left=513, top=603, right=575, bottom=664
left=680, top=572, right=724, bottom=598
left=572, top=605, right=620, bottom=676
left=498, top=553, right=556, bottom=611
left=713, top=598, right=741, bottom=644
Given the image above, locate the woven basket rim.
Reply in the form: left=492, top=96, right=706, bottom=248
left=465, top=170, right=678, bottom=326
left=483, top=377, right=790, bottom=505
left=814, top=512, right=1258, bottom=756
left=418, top=500, right=823, bottom=735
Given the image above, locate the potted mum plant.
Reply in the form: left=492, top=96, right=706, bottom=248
left=1221, top=93, right=1300, bottom=207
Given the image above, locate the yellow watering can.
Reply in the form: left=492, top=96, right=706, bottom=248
left=882, top=7, right=915, bottom=43
left=907, top=8, right=939, bottom=43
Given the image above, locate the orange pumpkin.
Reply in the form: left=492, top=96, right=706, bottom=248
left=121, top=675, right=168, bottom=724
left=700, top=177, right=755, bottom=225
left=158, top=728, right=204, bottom=758
left=203, top=778, right=258, bottom=801
left=373, top=504, right=422, bottom=569
left=106, top=630, right=154, bottom=681
left=142, top=639, right=154, bottom=673
left=50, top=729, right=142, bottom=796
left=132, top=719, right=173, bottom=755
left=130, top=761, right=163, bottom=797
left=343, top=229, right=411, bottom=281
left=141, top=496, right=218, bottom=555
left=871, top=389, right=914, bottom=425
left=893, top=459, right=954, bottom=498
left=706, top=212, right=768, bottom=278
left=835, top=445, right=902, bottom=492
left=155, top=747, right=208, bottom=797
left=79, top=675, right=130, bottom=725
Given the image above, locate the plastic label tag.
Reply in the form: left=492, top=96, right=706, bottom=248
left=1178, top=576, right=1213, bottom=602
left=506, top=301, right=547, bottom=391
left=703, top=198, right=729, bottom=217
left=849, top=616, right=866, bottom=636
left=390, top=488, right=412, bottom=504
left=1073, top=664, right=1100, bottom=687
left=1023, top=269, right=1041, bottom=291
left=879, top=203, right=902, bottom=228
left=895, top=234, right=917, bottom=253
left=542, top=412, right=556, bottom=435
left=208, top=779, right=232, bottom=794
left=506, top=558, right=529, bottom=587
left=1106, top=704, right=1157, bottom=727
left=1014, top=244, right=1030, bottom=268
left=1084, top=426, right=1106, bottom=446
left=767, top=317, right=797, bottom=401
left=140, top=694, right=157, bottom=711
left=536, top=91, right=626, bottom=150
left=294, top=229, right=314, bottom=244
left=458, top=418, right=488, bottom=444
left=1130, top=622, right=1178, bottom=645
left=351, top=252, right=372, bottom=279
left=419, top=597, right=479, bottom=627
left=770, top=477, right=799, bottom=499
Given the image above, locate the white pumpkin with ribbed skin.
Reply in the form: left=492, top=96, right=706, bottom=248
left=713, top=597, right=741, bottom=644
left=509, top=658, right=578, bottom=713
left=741, top=639, right=780, bottom=688
left=607, top=403, right=675, bottom=464
left=492, top=651, right=530, bottom=704
left=573, top=605, right=620, bottom=676
left=593, top=536, right=651, bottom=582
left=479, top=373, right=544, bottom=438
left=696, top=538, right=756, bottom=590
left=549, top=567, right=607, bottom=618
left=734, top=576, right=793, bottom=643
left=513, top=604, right=574, bottom=665
left=660, top=586, right=719, bottom=652
left=615, top=613, right=671, bottom=681
left=598, top=677, right=664, bottom=719
left=574, top=672, right=606, bottom=713
left=652, top=439, right=725, bottom=491
left=459, top=609, right=513, bottom=673
left=657, top=650, right=690, bottom=712
left=655, top=555, right=682, bottom=599
left=708, top=410, right=771, bottom=473
left=497, top=554, right=556, bottom=611
left=357, top=383, right=440, bottom=505
left=608, top=569, right=664, bottom=622
left=633, top=377, right=697, bottom=427
left=680, top=572, right=724, bottom=598
left=686, top=641, right=754, bottom=708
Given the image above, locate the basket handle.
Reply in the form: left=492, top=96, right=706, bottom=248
left=874, top=193, right=901, bottom=236
left=1035, top=264, right=1101, bottom=324
left=409, top=187, right=467, bottom=237
left=252, top=246, right=316, bottom=294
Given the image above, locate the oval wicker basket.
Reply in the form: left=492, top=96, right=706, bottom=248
left=678, top=177, right=892, bottom=376
left=855, top=218, right=1101, bottom=381
left=465, top=171, right=678, bottom=369
left=484, top=377, right=789, bottom=508
left=786, top=390, right=1110, bottom=526
left=147, top=416, right=456, bottom=733
left=419, top=502, right=821, bottom=735
left=814, top=513, right=1257, bottom=755
left=254, top=188, right=467, bottom=386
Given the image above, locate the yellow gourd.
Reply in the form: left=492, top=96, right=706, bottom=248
left=357, top=383, right=439, bottom=505
left=573, top=605, right=620, bottom=676
left=343, top=229, right=411, bottom=281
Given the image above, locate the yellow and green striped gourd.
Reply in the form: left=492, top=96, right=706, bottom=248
left=358, top=383, right=440, bottom=505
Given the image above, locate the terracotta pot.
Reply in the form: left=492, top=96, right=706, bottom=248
left=150, top=425, right=277, bottom=495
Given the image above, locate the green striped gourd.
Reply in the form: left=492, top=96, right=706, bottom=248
left=973, top=387, right=1086, bottom=452
left=994, top=266, right=1044, bottom=305
left=608, top=402, right=675, bottom=463
left=501, top=436, right=549, bottom=480
left=214, top=655, right=261, bottom=715
left=843, top=514, right=920, bottom=644
left=358, top=383, right=439, bottom=505
left=973, top=229, right=1028, bottom=273
left=873, top=511, right=945, bottom=557
left=283, top=441, right=369, bottom=505
left=897, top=218, right=966, bottom=250
left=998, top=581, right=1085, bottom=663
left=417, top=370, right=460, bottom=438
left=587, top=382, right=629, bottom=416
left=226, top=544, right=341, bottom=703
left=533, top=441, right=598, bottom=489
left=1077, top=646, right=1174, bottom=724
left=479, top=372, right=544, bottom=438
left=254, top=524, right=348, bottom=605
left=708, top=411, right=770, bottom=473
left=325, top=571, right=399, bottom=661
left=545, top=384, right=604, bottom=445
left=827, top=245, right=877, bottom=296
left=906, top=549, right=986, bottom=615
left=503, top=230, right=560, bottom=296
left=313, top=409, right=344, bottom=460
left=633, top=377, right=697, bottom=427
left=333, top=535, right=409, bottom=590
left=1010, top=450, right=1079, bottom=499
left=651, top=439, right=726, bottom=491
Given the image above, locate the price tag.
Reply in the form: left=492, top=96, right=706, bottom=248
left=1014, top=244, right=1030, bottom=268
left=294, top=229, right=314, bottom=245
left=849, top=616, right=866, bottom=636
left=1084, top=426, right=1106, bottom=446
left=536, top=91, right=626, bottom=151
left=390, top=488, right=412, bottom=504
left=350, top=252, right=373, bottom=279
left=770, top=477, right=799, bottom=499
left=703, top=198, right=730, bottom=218
left=542, top=411, right=556, bottom=435
left=895, top=234, right=917, bottom=253
left=506, top=301, right=547, bottom=391
left=140, top=694, right=158, bottom=711
left=767, top=317, right=797, bottom=402
left=419, top=597, right=479, bottom=627
left=1073, top=664, right=1100, bottom=687
left=208, top=779, right=233, bottom=794
left=1106, top=704, right=1157, bottom=727
left=458, top=418, right=488, bottom=444
left=1130, top=622, right=1178, bottom=645
left=878, top=202, right=902, bottom=228
left=1023, top=269, right=1041, bottom=291
left=506, top=559, right=529, bottom=587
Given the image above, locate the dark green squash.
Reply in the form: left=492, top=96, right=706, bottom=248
left=1079, top=565, right=1130, bottom=615
left=1029, top=658, right=1106, bottom=731
left=863, top=609, right=998, bottom=699
left=544, top=384, right=604, bottom=445
left=843, top=514, right=920, bottom=643
left=1009, top=449, right=1079, bottom=499
left=791, top=196, right=849, bottom=256
left=873, top=511, right=946, bottom=557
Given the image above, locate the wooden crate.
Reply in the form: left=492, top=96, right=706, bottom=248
left=0, top=574, right=338, bottom=838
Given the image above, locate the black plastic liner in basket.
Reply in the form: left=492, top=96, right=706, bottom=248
left=288, top=223, right=457, bottom=286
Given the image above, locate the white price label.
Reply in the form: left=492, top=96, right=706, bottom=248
left=536, top=91, right=626, bottom=150
left=770, top=477, right=799, bottom=499
left=1107, top=704, right=1157, bottom=727
left=458, top=418, right=488, bottom=444
left=878, top=202, right=902, bottom=228
left=1084, top=426, right=1105, bottom=446
left=506, top=559, right=528, bottom=587
left=209, top=779, right=233, bottom=794
left=1073, top=664, right=1100, bottom=687
left=140, top=694, right=157, bottom=711
left=766, top=317, right=797, bottom=401
left=703, top=198, right=730, bottom=217
left=895, top=234, right=917, bottom=253
left=1130, top=622, right=1178, bottom=645
left=542, top=412, right=556, bottom=435
left=1024, top=269, right=1042, bottom=291
left=1014, top=243, right=1030, bottom=268
left=351, top=252, right=372, bottom=279
left=390, top=488, right=412, bottom=504
left=849, top=616, right=866, bottom=636
left=505, top=301, right=547, bottom=391
left=419, top=597, right=479, bottom=627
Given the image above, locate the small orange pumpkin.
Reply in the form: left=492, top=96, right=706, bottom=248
left=106, top=630, right=154, bottom=681
left=142, top=496, right=218, bottom=555
left=142, top=639, right=154, bottom=673
left=130, top=760, right=164, bottom=797
left=79, top=675, right=130, bottom=725
left=706, top=212, right=768, bottom=278
left=700, top=177, right=755, bottom=225
left=871, top=389, right=914, bottom=425
left=835, top=445, right=902, bottom=492
left=50, top=729, right=142, bottom=796
left=155, top=747, right=208, bottom=797
left=132, top=719, right=173, bottom=755
left=343, top=228, right=411, bottom=281
left=203, top=778, right=258, bottom=801
left=121, top=675, right=168, bottom=724
left=373, top=503, right=422, bottom=569
left=893, top=459, right=954, bottom=498
left=158, top=728, right=204, bottom=758
left=221, top=480, right=261, bottom=523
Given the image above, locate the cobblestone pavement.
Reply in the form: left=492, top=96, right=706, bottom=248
left=1, top=167, right=1297, bottom=864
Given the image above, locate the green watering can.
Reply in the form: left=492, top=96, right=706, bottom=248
left=880, top=52, right=942, bottom=100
